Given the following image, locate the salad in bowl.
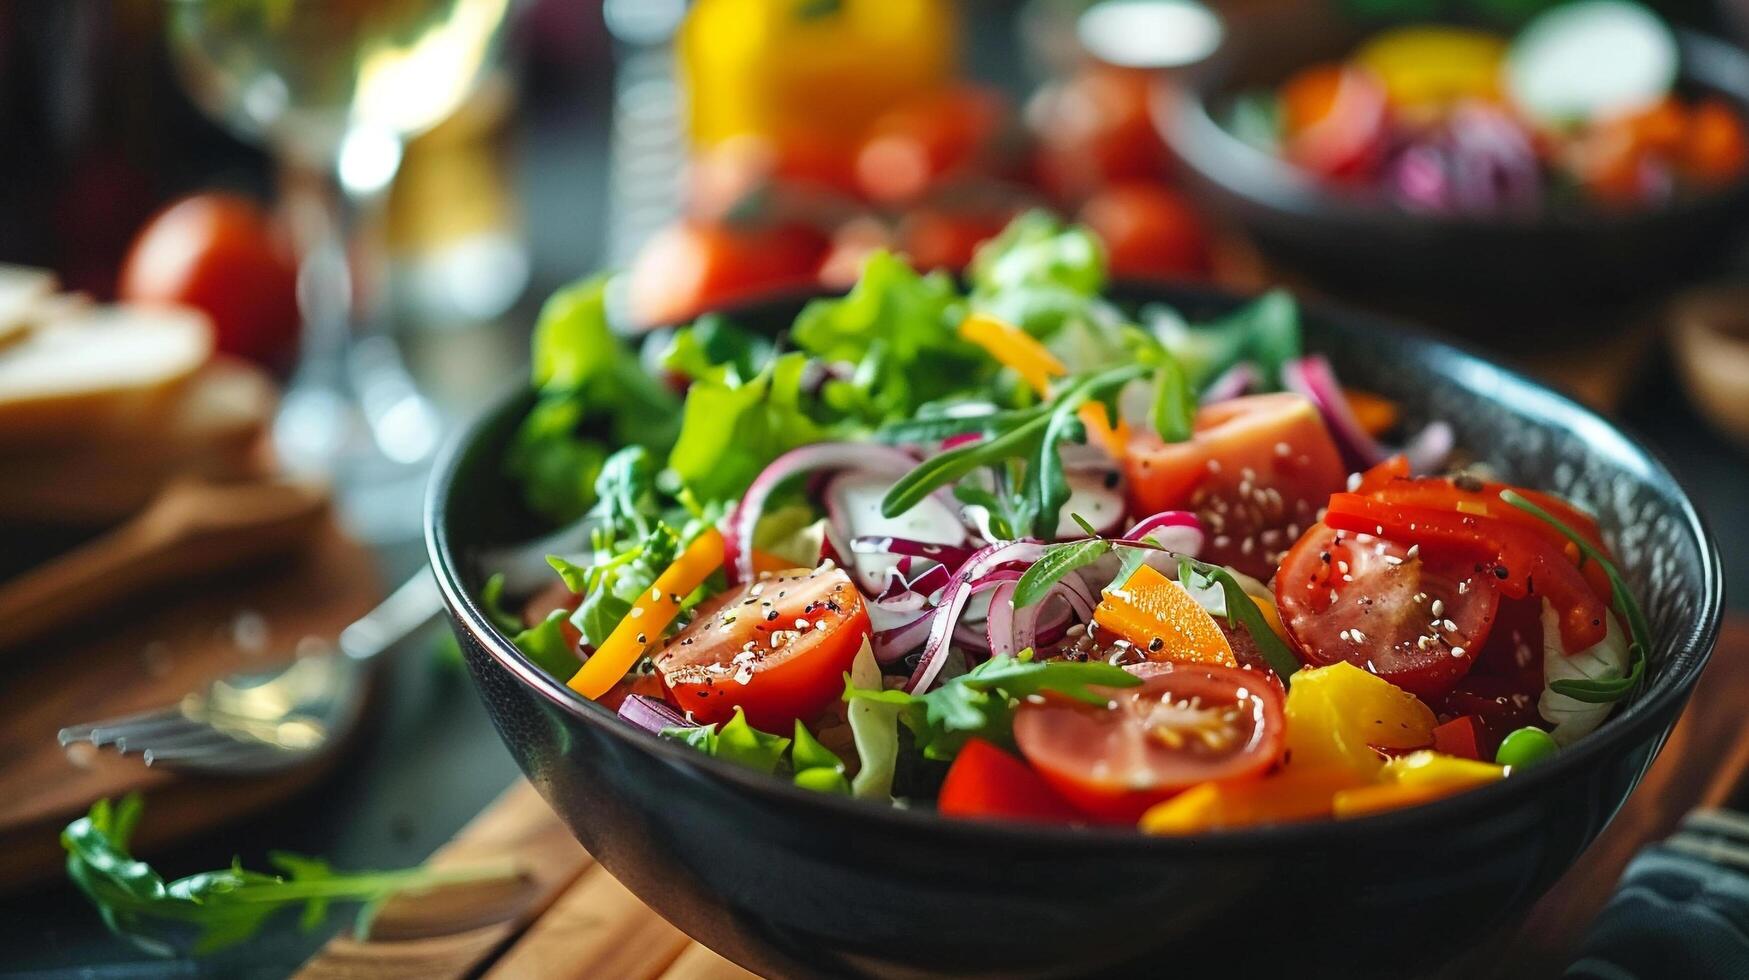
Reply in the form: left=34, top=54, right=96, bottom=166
left=484, top=213, right=1646, bottom=835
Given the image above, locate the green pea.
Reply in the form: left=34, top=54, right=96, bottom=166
left=1496, top=727, right=1559, bottom=769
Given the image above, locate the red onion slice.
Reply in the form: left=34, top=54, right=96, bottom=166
left=853, top=536, right=977, bottom=572
left=1281, top=354, right=1385, bottom=471
left=873, top=611, right=936, bottom=663
left=618, top=694, right=691, bottom=734
left=1122, top=511, right=1206, bottom=556
left=726, top=442, right=921, bottom=584
left=905, top=540, right=1051, bottom=693
left=1201, top=362, right=1258, bottom=404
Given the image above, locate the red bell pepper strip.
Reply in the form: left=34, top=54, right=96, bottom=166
left=1321, top=493, right=1607, bottom=652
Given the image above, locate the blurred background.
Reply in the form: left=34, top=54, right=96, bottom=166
left=2, top=0, right=1747, bottom=973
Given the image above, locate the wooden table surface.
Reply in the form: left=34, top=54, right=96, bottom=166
left=295, top=619, right=1749, bottom=980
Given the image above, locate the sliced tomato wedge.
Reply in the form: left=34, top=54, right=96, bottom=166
left=1124, top=393, right=1347, bottom=580
left=654, top=566, right=871, bottom=731
left=1274, top=523, right=1500, bottom=699
left=938, top=738, right=1083, bottom=823
left=1013, top=663, right=1286, bottom=823
left=1321, top=493, right=1607, bottom=651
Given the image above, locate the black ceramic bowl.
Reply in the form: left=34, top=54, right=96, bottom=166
left=427, top=287, right=1722, bottom=979
left=1155, top=15, right=1749, bottom=337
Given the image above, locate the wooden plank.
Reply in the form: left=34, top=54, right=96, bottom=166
left=482, top=864, right=693, bottom=980
left=658, top=943, right=762, bottom=980
left=296, top=780, right=593, bottom=980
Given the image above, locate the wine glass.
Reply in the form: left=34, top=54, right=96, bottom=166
left=164, top=0, right=513, bottom=541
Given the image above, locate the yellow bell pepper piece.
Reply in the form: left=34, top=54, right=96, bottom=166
left=568, top=528, right=726, bottom=700
left=679, top=0, right=956, bottom=148
left=1332, top=750, right=1504, bottom=818
left=956, top=313, right=1129, bottom=459
left=1354, top=26, right=1507, bottom=116
left=1284, top=661, right=1437, bottom=779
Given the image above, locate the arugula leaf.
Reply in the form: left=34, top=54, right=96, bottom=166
left=881, top=412, right=1050, bottom=518
left=872, top=406, right=1044, bottom=445
left=1203, top=290, right=1301, bottom=389
left=1178, top=557, right=1302, bottom=685
left=842, top=651, right=1141, bottom=760
left=1014, top=538, right=1113, bottom=607
left=1151, top=356, right=1195, bottom=443
left=63, top=796, right=516, bottom=957
left=1500, top=490, right=1648, bottom=703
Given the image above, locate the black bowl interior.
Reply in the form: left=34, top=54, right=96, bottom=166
left=428, top=286, right=1722, bottom=978
left=1157, top=14, right=1749, bottom=329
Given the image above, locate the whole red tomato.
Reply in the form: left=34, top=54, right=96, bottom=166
left=119, top=193, right=300, bottom=369
left=1027, top=67, right=1171, bottom=204
left=627, top=219, right=828, bottom=327
left=1078, top=182, right=1212, bottom=280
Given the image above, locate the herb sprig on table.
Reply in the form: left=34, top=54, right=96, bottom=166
left=63, top=796, right=518, bottom=956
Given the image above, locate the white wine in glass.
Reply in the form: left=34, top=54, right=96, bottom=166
left=165, top=0, right=512, bottom=541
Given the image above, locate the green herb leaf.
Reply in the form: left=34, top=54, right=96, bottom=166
left=1014, top=538, right=1113, bottom=607
left=479, top=573, right=523, bottom=635
left=1178, top=557, right=1301, bottom=685
left=843, top=651, right=1140, bottom=760
left=662, top=708, right=793, bottom=774
left=1151, top=356, right=1195, bottom=443
left=791, top=721, right=850, bottom=795
left=63, top=796, right=516, bottom=957
left=1500, top=490, right=1648, bottom=704
left=668, top=352, right=837, bottom=505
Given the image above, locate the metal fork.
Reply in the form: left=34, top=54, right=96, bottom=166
left=57, top=570, right=442, bottom=774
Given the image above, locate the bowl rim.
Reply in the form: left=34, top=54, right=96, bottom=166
left=1154, top=25, right=1749, bottom=234
left=425, top=284, right=1724, bottom=852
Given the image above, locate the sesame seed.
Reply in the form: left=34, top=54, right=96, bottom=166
left=1347, top=472, right=1363, bottom=491
left=630, top=607, right=644, bottom=618
left=650, top=587, right=662, bottom=602
left=1430, top=599, right=1445, bottom=617
left=1451, top=646, right=1466, bottom=658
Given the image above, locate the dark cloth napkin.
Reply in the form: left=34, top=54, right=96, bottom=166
left=1565, top=809, right=1749, bottom=980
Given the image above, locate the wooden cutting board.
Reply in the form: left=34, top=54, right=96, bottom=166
left=299, top=619, right=1749, bottom=980
left=0, top=516, right=382, bottom=890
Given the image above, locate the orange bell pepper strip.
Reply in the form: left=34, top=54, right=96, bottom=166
left=1095, top=564, right=1236, bottom=667
left=957, top=312, right=1129, bottom=460
left=1343, top=388, right=1399, bottom=437
left=568, top=528, right=727, bottom=699
left=1140, top=767, right=1364, bottom=834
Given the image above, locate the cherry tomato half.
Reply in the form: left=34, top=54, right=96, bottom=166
left=654, top=565, right=871, bottom=731
left=1274, top=522, right=1501, bottom=699
left=1013, top=663, right=1286, bottom=823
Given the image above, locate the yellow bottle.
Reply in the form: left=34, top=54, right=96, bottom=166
left=679, top=0, right=956, bottom=150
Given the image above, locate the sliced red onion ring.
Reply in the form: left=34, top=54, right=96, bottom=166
left=873, top=611, right=936, bottom=663
left=1201, top=362, right=1258, bottom=404
left=1281, top=354, right=1385, bottom=471
left=853, top=536, right=977, bottom=572
left=1122, top=511, right=1205, bottom=556
left=726, top=442, right=921, bottom=584
left=874, top=562, right=952, bottom=605
left=1403, top=419, right=1456, bottom=474
left=986, top=579, right=1023, bottom=658
left=618, top=694, right=691, bottom=734
left=906, top=540, right=1051, bottom=693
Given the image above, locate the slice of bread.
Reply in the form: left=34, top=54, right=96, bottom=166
left=0, top=358, right=276, bottom=524
left=0, top=266, right=58, bottom=349
left=0, top=304, right=213, bottom=449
